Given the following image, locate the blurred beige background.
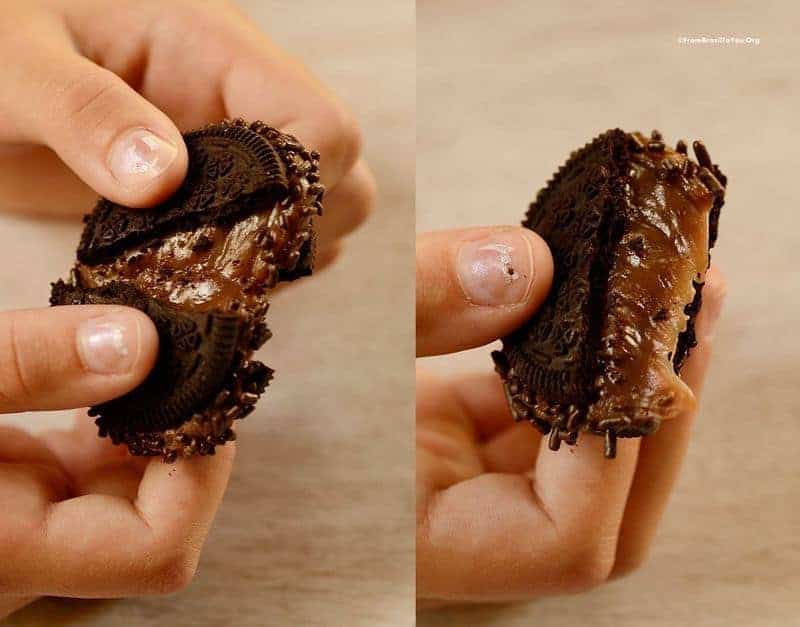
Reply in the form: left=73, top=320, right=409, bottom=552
left=2, top=1, right=414, bottom=626
left=418, top=1, right=799, bottom=626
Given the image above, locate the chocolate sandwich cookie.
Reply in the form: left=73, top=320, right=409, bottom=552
left=51, top=119, right=324, bottom=462
left=492, top=129, right=726, bottom=458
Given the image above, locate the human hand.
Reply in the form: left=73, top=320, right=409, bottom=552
left=0, top=305, right=239, bottom=618
left=0, top=0, right=372, bottom=263
left=416, top=226, right=726, bottom=605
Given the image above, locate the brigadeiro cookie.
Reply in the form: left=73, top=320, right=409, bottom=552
left=491, top=129, right=726, bottom=458
left=51, top=119, right=324, bottom=462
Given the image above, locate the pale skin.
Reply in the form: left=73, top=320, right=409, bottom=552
left=416, top=226, right=726, bottom=606
left=0, top=0, right=372, bottom=617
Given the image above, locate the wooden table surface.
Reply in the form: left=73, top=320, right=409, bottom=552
left=2, top=1, right=415, bottom=625
left=417, top=1, right=799, bottom=626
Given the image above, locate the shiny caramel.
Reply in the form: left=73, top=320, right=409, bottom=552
left=587, top=134, right=713, bottom=431
left=77, top=190, right=312, bottom=315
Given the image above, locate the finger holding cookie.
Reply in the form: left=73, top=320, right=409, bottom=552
left=0, top=0, right=372, bottom=255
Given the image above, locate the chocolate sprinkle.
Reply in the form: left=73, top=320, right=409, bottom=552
left=692, top=140, right=713, bottom=169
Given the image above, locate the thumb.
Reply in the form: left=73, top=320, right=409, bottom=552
left=416, top=226, right=553, bottom=357
left=0, top=306, right=158, bottom=413
left=0, top=40, right=187, bottom=208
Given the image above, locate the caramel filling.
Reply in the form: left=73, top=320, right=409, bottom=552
left=587, top=137, right=713, bottom=427
left=77, top=183, right=313, bottom=315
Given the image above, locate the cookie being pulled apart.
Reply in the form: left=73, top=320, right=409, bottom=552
left=492, top=129, right=726, bottom=458
left=51, top=119, right=324, bottom=462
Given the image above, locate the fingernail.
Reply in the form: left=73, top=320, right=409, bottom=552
left=108, top=128, right=178, bottom=188
left=456, top=230, right=535, bottom=306
left=77, top=314, right=140, bottom=375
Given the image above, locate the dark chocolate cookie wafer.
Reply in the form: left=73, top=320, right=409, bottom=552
left=51, top=119, right=324, bottom=462
left=492, top=129, right=725, bottom=458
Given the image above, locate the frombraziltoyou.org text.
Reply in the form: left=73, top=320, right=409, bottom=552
left=677, top=35, right=761, bottom=46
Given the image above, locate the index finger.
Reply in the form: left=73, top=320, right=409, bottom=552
left=611, top=266, right=727, bottom=576
left=11, top=446, right=235, bottom=597
left=221, top=49, right=362, bottom=191
left=418, top=437, right=639, bottom=602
